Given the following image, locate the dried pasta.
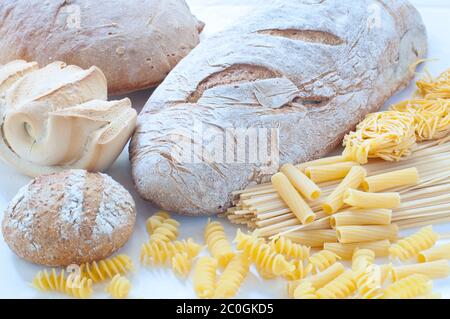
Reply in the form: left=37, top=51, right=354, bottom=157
left=305, top=161, right=360, bottom=183
left=146, top=211, right=170, bottom=235
left=306, top=250, right=341, bottom=274
left=416, top=68, right=450, bottom=99
left=362, top=167, right=419, bottom=192
left=234, top=230, right=294, bottom=277
left=389, top=226, right=439, bottom=261
left=352, top=249, right=383, bottom=299
left=270, top=236, right=310, bottom=260
left=343, top=111, right=416, bottom=164
left=293, top=281, right=318, bottom=299
left=214, top=254, right=250, bottom=299
left=204, top=220, right=235, bottom=267
left=280, top=163, right=322, bottom=200
left=296, top=155, right=349, bottom=171
left=330, top=208, right=392, bottom=228
left=315, top=270, right=357, bottom=299
left=392, top=260, right=450, bottom=281
left=106, top=274, right=131, bottom=299
left=288, top=263, right=345, bottom=298
left=33, top=269, right=93, bottom=299
left=392, top=99, right=450, bottom=141
left=322, top=166, right=367, bottom=215
left=171, top=252, right=193, bottom=278
left=271, top=172, right=316, bottom=224
left=284, top=260, right=309, bottom=281
left=81, top=254, right=133, bottom=283
left=140, top=238, right=202, bottom=265
left=343, top=189, right=401, bottom=209
left=324, top=240, right=391, bottom=260
left=149, top=218, right=180, bottom=242
left=352, top=249, right=375, bottom=273
left=336, top=225, right=399, bottom=244
left=193, top=257, right=218, bottom=299
left=286, top=230, right=338, bottom=248
left=382, top=274, right=432, bottom=299
left=418, top=243, right=450, bottom=262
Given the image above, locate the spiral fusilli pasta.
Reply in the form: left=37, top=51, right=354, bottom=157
left=146, top=211, right=170, bottom=235
left=352, top=249, right=375, bottom=273
left=149, top=218, right=180, bottom=242
left=352, top=249, right=382, bottom=299
left=315, top=270, right=357, bottom=299
left=235, top=230, right=294, bottom=277
left=284, top=259, right=309, bottom=281
left=215, top=254, right=250, bottom=299
left=270, top=236, right=310, bottom=261
left=106, top=274, right=131, bottom=299
left=306, top=250, right=341, bottom=274
left=194, top=257, right=218, bottom=299
left=171, top=252, right=193, bottom=278
left=389, top=226, right=439, bottom=261
left=140, top=238, right=202, bottom=265
left=205, top=220, right=235, bottom=268
left=80, top=254, right=133, bottom=283
left=382, top=274, right=433, bottom=299
left=33, top=269, right=93, bottom=299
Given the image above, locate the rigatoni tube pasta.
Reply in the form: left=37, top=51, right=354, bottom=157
left=324, top=240, right=391, bottom=260
left=330, top=208, right=392, bottom=228
left=336, top=225, right=399, bottom=244
left=296, top=155, right=349, bottom=171
left=271, top=172, right=315, bottom=225
left=392, top=260, right=450, bottom=281
left=418, top=243, right=450, bottom=263
left=285, top=230, right=338, bottom=248
left=362, top=167, right=419, bottom=192
left=322, top=166, right=367, bottom=215
left=280, top=164, right=321, bottom=200
left=305, top=162, right=360, bottom=183
left=343, top=189, right=401, bottom=209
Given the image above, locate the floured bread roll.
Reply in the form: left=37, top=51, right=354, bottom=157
left=1, top=170, right=136, bottom=267
left=0, top=60, right=137, bottom=177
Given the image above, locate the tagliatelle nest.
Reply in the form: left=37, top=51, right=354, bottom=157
left=416, top=69, right=450, bottom=99
left=343, top=111, right=417, bottom=164
left=391, top=99, right=449, bottom=142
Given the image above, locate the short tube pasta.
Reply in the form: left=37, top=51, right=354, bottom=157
left=322, top=166, right=367, bottom=215
left=392, top=260, right=450, bottom=281
left=336, top=225, right=399, bottom=244
left=362, top=167, right=419, bottom=192
left=418, top=243, right=450, bottom=263
left=330, top=208, right=392, bottom=228
left=343, top=189, right=401, bottom=209
left=281, top=164, right=322, bottom=200
left=324, top=240, right=390, bottom=260
left=271, top=172, right=316, bottom=224
left=305, top=162, right=360, bottom=183
left=297, top=155, right=349, bottom=171
left=285, top=230, right=338, bottom=248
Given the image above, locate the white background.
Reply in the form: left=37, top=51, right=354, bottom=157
left=0, top=0, right=449, bottom=299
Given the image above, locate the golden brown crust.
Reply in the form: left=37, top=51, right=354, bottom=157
left=1, top=170, right=136, bottom=266
left=0, top=0, right=203, bottom=95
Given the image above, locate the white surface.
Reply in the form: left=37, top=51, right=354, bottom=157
left=1, top=0, right=450, bottom=299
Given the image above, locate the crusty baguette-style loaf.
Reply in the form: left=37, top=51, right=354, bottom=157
left=0, top=0, right=203, bottom=95
left=130, top=0, right=427, bottom=216
left=2, top=170, right=136, bottom=267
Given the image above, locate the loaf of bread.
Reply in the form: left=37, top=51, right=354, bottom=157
left=130, top=0, right=427, bottom=216
left=0, top=0, right=203, bottom=94
left=1, top=170, right=136, bottom=267
left=0, top=60, right=137, bottom=177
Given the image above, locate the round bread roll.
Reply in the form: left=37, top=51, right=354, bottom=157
left=1, top=170, right=136, bottom=267
left=0, top=0, right=204, bottom=95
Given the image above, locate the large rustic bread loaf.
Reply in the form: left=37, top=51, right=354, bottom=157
left=0, top=0, right=203, bottom=95
left=2, top=170, right=136, bottom=266
left=130, top=0, right=427, bottom=216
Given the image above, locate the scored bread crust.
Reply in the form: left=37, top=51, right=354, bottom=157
left=130, top=0, right=428, bottom=216
left=1, top=170, right=136, bottom=267
left=0, top=0, right=204, bottom=95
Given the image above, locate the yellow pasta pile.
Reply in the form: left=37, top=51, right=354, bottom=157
left=343, top=68, right=450, bottom=164
left=32, top=254, right=134, bottom=299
